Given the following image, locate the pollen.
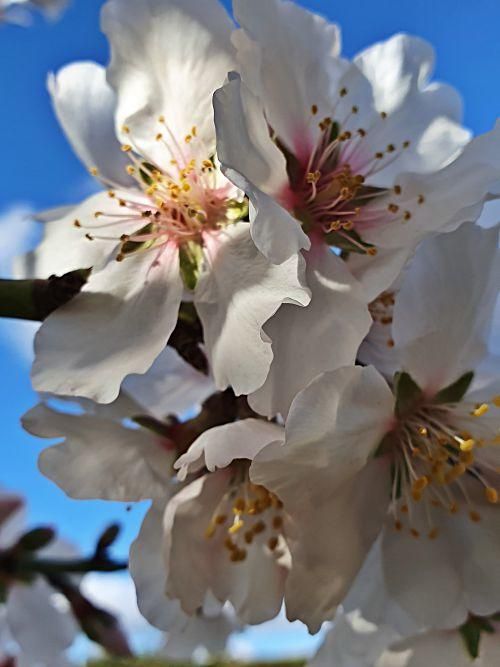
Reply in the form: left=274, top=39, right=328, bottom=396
left=473, top=404, right=489, bottom=417
left=89, top=167, right=99, bottom=176
left=486, top=487, right=499, bottom=504
left=460, top=438, right=476, bottom=452
left=121, top=144, right=132, bottom=152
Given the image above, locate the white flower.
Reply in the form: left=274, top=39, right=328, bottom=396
left=213, top=0, right=500, bottom=416
left=130, top=501, right=240, bottom=659
left=22, top=347, right=207, bottom=502
left=0, top=492, right=78, bottom=666
left=160, top=419, right=288, bottom=625
left=20, top=0, right=309, bottom=404
left=251, top=223, right=500, bottom=632
left=310, top=608, right=500, bottom=667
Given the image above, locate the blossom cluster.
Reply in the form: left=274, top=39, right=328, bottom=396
left=14, top=0, right=500, bottom=663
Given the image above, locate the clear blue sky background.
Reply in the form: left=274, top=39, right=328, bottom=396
left=0, top=0, right=499, bottom=657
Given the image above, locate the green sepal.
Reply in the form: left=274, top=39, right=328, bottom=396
left=394, top=371, right=423, bottom=419
left=179, top=241, right=204, bottom=291
left=459, top=617, right=495, bottom=659
left=139, top=161, right=157, bottom=186
left=325, top=227, right=376, bottom=254
left=433, top=371, right=474, bottom=405
left=120, top=222, right=156, bottom=256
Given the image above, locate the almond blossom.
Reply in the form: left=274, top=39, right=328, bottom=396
left=19, top=0, right=309, bottom=405
left=0, top=492, right=78, bottom=667
left=213, top=0, right=500, bottom=417
left=251, top=223, right=500, bottom=632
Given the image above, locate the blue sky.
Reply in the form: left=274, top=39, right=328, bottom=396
left=0, top=0, right=499, bottom=658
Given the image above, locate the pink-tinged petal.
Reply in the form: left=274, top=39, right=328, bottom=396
left=213, top=74, right=309, bottom=263
left=48, top=62, right=134, bottom=188
left=195, top=223, right=310, bottom=395
left=250, top=245, right=371, bottom=419
left=234, top=0, right=342, bottom=151
left=32, top=243, right=183, bottom=404
left=23, top=403, right=174, bottom=501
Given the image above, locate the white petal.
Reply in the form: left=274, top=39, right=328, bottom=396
left=234, top=0, right=342, bottom=150
left=164, top=609, right=235, bottom=660
left=164, top=473, right=286, bottom=624
left=48, top=62, right=133, bottom=188
left=130, top=501, right=184, bottom=631
left=23, top=403, right=174, bottom=501
left=32, top=243, right=183, bottom=403
left=213, top=73, right=310, bottom=263
left=393, top=223, right=499, bottom=393
left=365, top=122, right=500, bottom=250
left=175, top=418, right=284, bottom=481
left=376, top=631, right=474, bottom=667
left=14, top=192, right=129, bottom=279
left=7, top=579, right=78, bottom=661
left=251, top=366, right=395, bottom=631
left=310, top=609, right=401, bottom=667
left=250, top=245, right=371, bottom=418
left=195, top=224, right=310, bottom=395
left=123, top=347, right=214, bottom=420
left=101, top=0, right=234, bottom=167
left=381, top=482, right=500, bottom=629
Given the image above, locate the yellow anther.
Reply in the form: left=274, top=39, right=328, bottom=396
left=449, top=502, right=459, bottom=514
left=339, top=87, right=348, bottom=97
left=394, top=520, right=403, bottom=531
left=410, top=529, right=420, bottom=539
left=403, top=211, right=412, bottom=221
left=89, top=167, right=99, bottom=176
left=375, top=152, right=384, bottom=160
left=94, top=211, right=103, bottom=219
left=380, top=111, right=388, bottom=119
left=401, top=504, right=409, bottom=514
left=486, top=487, right=499, bottom=504
left=418, top=427, right=428, bottom=437
left=387, top=144, right=396, bottom=152
left=121, top=144, right=132, bottom=152
left=367, top=247, right=378, bottom=257
left=459, top=451, right=475, bottom=466
left=155, top=133, right=163, bottom=141
left=394, top=185, right=402, bottom=195
left=229, top=519, right=244, bottom=534
left=121, top=124, right=130, bottom=134
left=428, top=528, right=439, bottom=540
left=473, top=404, right=489, bottom=417
left=311, top=104, right=318, bottom=115
left=418, top=194, right=425, bottom=205
left=116, top=253, right=125, bottom=262
left=253, top=520, right=266, bottom=535
left=492, top=396, right=500, bottom=407
left=224, top=537, right=236, bottom=551
left=272, top=516, right=283, bottom=530
left=412, top=477, right=429, bottom=493
left=469, top=510, right=481, bottom=523
left=184, top=134, right=192, bottom=143
left=73, top=219, right=81, bottom=228
left=388, top=203, right=399, bottom=213
left=268, top=536, right=279, bottom=551
left=215, top=514, right=227, bottom=525
left=158, top=115, right=165, bottom=123
left=205, top=524, right=216, bottom=539
left=357, top=128, right=367, bottom=137
left=460, top=439, right=476, bottom=452
left=352, top=105, right=359, bottom=113
left=108, top=191, right=115, bottom=198
left=386, top=338, right=395, bottom=348
left=233, top=498, right=246, bottom=513
left=244, top=530, right=254, bottom=544
left=403, top=140, right=411, bottom=148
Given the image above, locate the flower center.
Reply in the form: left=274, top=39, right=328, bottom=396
left=205, top=469, right=285, bottom=564
left=76, top=117, right=244, bottom=266
left=276, top=88, right=426, bottom=256
left=388, top=396, right=500, bottom=540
